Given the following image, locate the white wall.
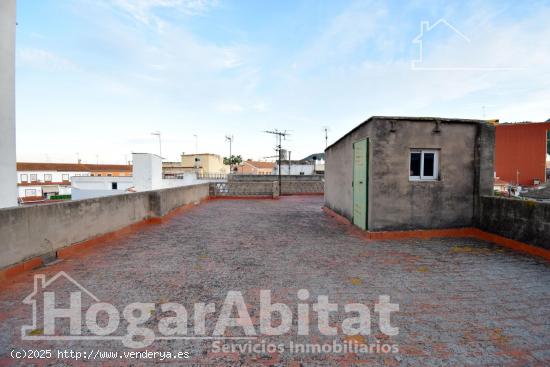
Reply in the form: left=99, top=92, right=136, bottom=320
left=17, top=170, right=89, bottom=184
left=0, top=0, right=17, bottom=208
left=71, top=176, right=134, bottom=200
left=18, top=186, right=42, bottom=198
left=274, top=164, right=316, bottom=175
left=133, top=153, right=162, bottom=191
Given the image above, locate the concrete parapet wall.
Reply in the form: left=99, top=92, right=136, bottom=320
left=0, top=184, right=210, bottom=269
left=477, top=196, right=550, bottom=250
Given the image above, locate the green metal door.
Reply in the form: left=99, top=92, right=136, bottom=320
left=353, top=139, right=368, bottom=230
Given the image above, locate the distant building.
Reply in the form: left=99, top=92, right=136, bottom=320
left=302, top=153, right=325, bottom=162
left=71, top=176, right=134, bottom=200
left=17, top=162, right=132, bottom=202
left=73, top=153, right=205, bottom=200
left=163, top=153, right=229, bottom=177
left=495, top=122, right=550, bottom=186
left=493, top=177, right=510, bottom=194
left=182, top=153, right=229, bottom=175
left=235, top=160, right=275, bottom=175
left=273, top=161, right=316, bottom=175
left=272, top=153, right=325, bottom=175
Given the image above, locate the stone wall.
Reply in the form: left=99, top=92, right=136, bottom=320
left=0, top=183, right=210, bottom=269
left=477, top=196, right=550, bottom=249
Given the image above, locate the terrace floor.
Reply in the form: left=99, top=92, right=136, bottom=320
left=1, top=196, right=550, bottom=366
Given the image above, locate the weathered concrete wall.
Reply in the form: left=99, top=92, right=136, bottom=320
left=0, top=184, right=209, bottom=269
left=153, top=183, right=210, bottom=216
left=210, top=180, right=323, bottom=196
left=230, top=175, right=323, bottom=182
left=325, top=123, right=375, bottom=221
left=0, top=0, right=17, bottom=208
left=477, top=196, right=550, bottom=249
left=281, top=181, right=323, bottom=194
left=325, top=117, right=495, bottom=231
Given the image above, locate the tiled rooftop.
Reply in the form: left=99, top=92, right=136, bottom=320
left=1, top=196, right=549, bottom=365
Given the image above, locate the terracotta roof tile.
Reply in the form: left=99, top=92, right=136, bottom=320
left=17, top=162, right=132, bottom=172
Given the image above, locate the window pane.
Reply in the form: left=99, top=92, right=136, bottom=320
left=423, top=153, right=435, bottom=177
left=410, top=152, right=421, bottom=176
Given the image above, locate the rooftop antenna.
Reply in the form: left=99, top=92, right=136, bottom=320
left=323, top=126, right=329, bottom=148
left=264, top=129, right=290, bottom=194
left=225, top=135, right=234, bottom=172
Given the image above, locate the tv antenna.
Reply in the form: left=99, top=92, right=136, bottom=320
left=264, top=129, right=290, bottom=193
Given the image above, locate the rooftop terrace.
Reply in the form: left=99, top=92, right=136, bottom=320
left=0, top=195, right=549, bottom=365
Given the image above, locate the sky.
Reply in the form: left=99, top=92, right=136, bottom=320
left=15, top=0, right=550, bottom=164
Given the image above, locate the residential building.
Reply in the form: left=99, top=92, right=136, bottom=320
left=273, top=161, right=316, bottom=175
left=17, top=162, right=132, bottom=201
left=235, top=160, right=275, bottom=175
left=71, top=176, right=134, bottom=200
left=181, top=153, right=229, bottom=175
left=0, top=0, right=17, bottom=208
left=162, top=161, right=188, bottom=177
left=73, top=153, right=210, bottom=200
left=325, top=116, right=494, bottom=231
left=493, top=178, right=510, bottom=194
left=495, top=122, right=550, bottom=186
left=163, top=153, right=229, bottom=177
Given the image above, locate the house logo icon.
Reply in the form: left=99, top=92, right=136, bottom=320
left=411, top=18, right=470, bottom=70
left=411, top=18, right=522, bottom=71
left=21, top=271, right=100, bottom=341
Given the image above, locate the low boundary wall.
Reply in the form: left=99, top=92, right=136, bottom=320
left=477, top=196, right=550, bottom=250
left=0, top=183, right=209, bottom=271
left=210, top=179, right=324, bottom=196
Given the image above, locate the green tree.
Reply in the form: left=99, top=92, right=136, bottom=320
left=223, top=155, right=243, bottom=166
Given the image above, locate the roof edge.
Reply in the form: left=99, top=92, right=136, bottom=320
left=325, top=116, right=489, bottom=151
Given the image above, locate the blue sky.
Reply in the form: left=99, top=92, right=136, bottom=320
left=16, top=0, right=550, bottom=163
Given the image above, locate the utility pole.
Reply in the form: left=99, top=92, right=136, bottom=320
left=324, top=127, right=329, bottom=148
left=225, top=135, right=234, bottom=173
left=151, top=131, right=162, bottom=158
left=264, top=129, right=290, bottom=195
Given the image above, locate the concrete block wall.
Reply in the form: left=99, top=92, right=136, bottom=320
left=281, top=181, right=324, bottom=194
left=0, top=184, right=210, bottom=269
left=477, top=196, right=550, bottom=250
left=210, top=180, right=324, bottom=196
left=230, top=175, right=323, bottom=182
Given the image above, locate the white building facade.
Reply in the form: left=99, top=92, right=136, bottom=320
left=17, top=163, right=132, bottom=202
left=0, top=0, right=17, bottom=208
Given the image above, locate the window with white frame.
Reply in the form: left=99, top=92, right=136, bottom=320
left=44, top=174, right=52, bottom=182
left=24, top=189, right=37, bottom=196
left=30, top=174, right=38, bottom=181
left=410, top=149, right=439, bottom=181
left=62, top=174, right=69, bottom=181
left=20, top=174, right=28, bottom=182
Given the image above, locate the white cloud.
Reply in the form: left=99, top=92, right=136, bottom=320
left=110, top=0, right=217, bottom=27
left=17, top=48, right=78, bottom=72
